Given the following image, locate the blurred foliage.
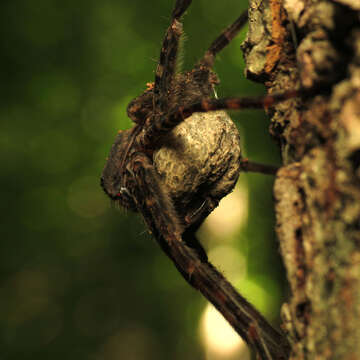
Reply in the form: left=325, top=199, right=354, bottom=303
left=0, top=0, right=285, bottom=359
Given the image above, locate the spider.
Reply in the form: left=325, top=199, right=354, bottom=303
left=101, top=0, right=299, bottom=358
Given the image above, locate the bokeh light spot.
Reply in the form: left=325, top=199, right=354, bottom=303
left=203, top=183, right=248, bottom=239
left=208, top=245, right=246, bottom=281
left=200, top=303, right=249, bottom=360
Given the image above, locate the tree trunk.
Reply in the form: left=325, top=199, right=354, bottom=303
left=243, top=0, right=360, bottom=358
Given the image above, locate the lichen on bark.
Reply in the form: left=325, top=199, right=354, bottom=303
left=244, top=0, right=360, bottom=358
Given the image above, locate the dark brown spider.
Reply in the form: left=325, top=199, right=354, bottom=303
left=101, top=0, right=298, bottom=358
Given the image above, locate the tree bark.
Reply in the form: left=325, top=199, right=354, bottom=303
left=243, top=0, right=360, bottom=358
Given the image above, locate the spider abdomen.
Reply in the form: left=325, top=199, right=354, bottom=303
left=153, top=110, right=241, bottom=224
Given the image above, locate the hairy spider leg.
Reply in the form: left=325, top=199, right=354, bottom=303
left=168, top=89, right=300, bottom=130
left=131, top=154, right=291, bottom=360
left=140, top=88, right=300, bottom=148
left=171, top=0, right=192, bottom=19
left=200, top=9, right=248, bottom=68
left=153, top=0, right=191, bottom=112
left=103, top=1, right=297, bottom=357
left=140, top=5, right=251, bottom=147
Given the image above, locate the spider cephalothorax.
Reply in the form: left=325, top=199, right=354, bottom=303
left=101, top=1, right=297, bottom=358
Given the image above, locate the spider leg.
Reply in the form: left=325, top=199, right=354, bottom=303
left=200, top=9, right=248, bottom=68
left=171, top=0, right=192, bottom=19
left=153, top=0, right=192, bottom=111
left=140, top=88, right=302, bottom=147
left=240, top=158, right=280, bottom=175
left=174, top=90, right=301, bottom=123
left=130, top=154, right=291, bottom=360
left=182, top=224, right=208, bottom=262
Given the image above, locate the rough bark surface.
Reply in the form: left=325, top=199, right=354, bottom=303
left=243, top=0, right=360, bottom=358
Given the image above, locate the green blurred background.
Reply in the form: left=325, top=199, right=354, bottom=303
left=0, top=0, right=286, bottom=359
